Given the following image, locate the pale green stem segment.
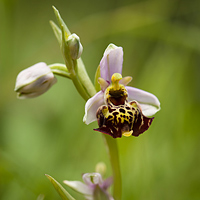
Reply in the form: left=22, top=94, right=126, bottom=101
left=76, top=58, right=97, bottom=98
left=103, top=135, right=122, bottom=200
left=48, top=63, right=70, bottom=78
left=45, top=174, right=76, bottom=200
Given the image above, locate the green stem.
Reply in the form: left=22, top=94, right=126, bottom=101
left=103, top=134, right=122, bottom=200
left=77, top=58, right=96, bottom=98
left=70, top=59, right=91, bottom=101
left=48, top=63, right=71, bottom=78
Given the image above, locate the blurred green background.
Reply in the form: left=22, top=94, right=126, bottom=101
left=0, top=0, right=200, bottom=199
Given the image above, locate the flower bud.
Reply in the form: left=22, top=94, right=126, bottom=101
left=67, top=33, right=83, bottom=60
left=14, top=62, right=57, bottom=99
left=95, top=162, right=107, bottom=177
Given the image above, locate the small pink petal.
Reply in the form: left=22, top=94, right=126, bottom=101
left=100, top=44, right=123, bottom=82
left=102, top=177, right=113, bottom=190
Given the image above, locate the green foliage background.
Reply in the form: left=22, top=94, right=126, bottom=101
left=0, top=0, right=200, bottom=199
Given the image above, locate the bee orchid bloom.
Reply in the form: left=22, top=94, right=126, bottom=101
left=64, top=173, right=113, bottom=200
left=83, top=44, right=160, bottom=138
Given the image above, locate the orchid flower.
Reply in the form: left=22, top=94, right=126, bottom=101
left=83, top=44, right=160, bottom=138
left=63, top=173, right=113, bottom=200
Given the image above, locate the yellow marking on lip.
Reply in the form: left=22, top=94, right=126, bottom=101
left=122, top=130, right=133, bottom=137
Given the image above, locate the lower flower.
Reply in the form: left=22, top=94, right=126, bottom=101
left=63, top=173, right=113, bottom=200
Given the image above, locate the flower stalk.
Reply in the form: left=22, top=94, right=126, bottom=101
left=103, top=134, right=122, bottom=200
left=48, top=63, right=70, bottom=78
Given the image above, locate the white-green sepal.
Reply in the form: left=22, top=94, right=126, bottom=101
left=49, top=20, right=62, bottom=46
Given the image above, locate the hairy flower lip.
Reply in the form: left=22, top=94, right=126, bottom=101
left=83, top=86, right=160, bottom=125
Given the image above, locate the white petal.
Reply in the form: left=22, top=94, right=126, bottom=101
left=126, top=86, right=160, bottom=116
left=138, top=103, right=160, bottom=117
left=100, top=44, right=123, bottom=82
left=63, top=180, right=93, bottom=195
left=83, top=91, right=105, bottom=125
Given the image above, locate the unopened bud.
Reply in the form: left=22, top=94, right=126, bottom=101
left=67, top=33, right=83, bottom=60
left=14, top=62, right=57, bottom=99
left=95, top=162, right=107, bottom=177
